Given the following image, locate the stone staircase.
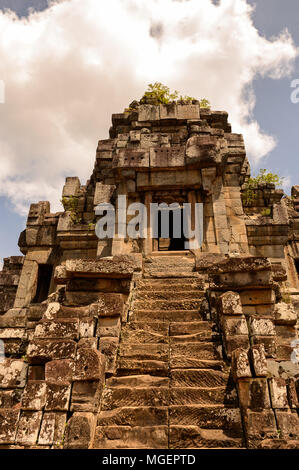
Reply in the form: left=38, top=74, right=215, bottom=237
left=95, top=255, right=245, bottom=449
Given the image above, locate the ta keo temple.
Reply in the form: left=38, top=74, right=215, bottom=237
left=0, top=98, right=298, bottom=449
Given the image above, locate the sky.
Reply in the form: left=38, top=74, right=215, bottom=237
left=0, top=0, right=299, bottom=265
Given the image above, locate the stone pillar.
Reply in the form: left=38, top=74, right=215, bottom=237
left=144, top=192, right=153, bottom=255
left=202, top=168, right=230, bottom=254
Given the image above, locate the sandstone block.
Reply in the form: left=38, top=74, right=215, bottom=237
left=27, top=340, right=77, bottom=364
left=237, top=378, right=270, bottom=411
left=38, top=412, right=67, bottom=447
left=65, top=255, right=141, bottom=278
left=34, top=319, right=79, bottom=340
left=268, top=377, right=289, bottom=409
left=275, top=411, right=299, bottom=440
left=274, top=302, right=297, bottom=325
left=89, top=294, right=124, bottom=317
left=231, top=348, right=251, bottom=381
left=15, top=411, right=42, bottom=446
left=249, top=344, right=268, bottom=377
left=45, top=359, right=75, bottom=385
left=219, top=291, right=243, bottom=315
left=0, top=359, right=28, bottom=389
left=45, top=383, right=71, bottom=411
left=71, top=380, right=102, bottom=412
left=252, top=336, right=277, bottom=358
left=93, top=182, right=115, bottom=206
left=138, top=104, right=160, bottom=121
left=79, top=318, right=95, bottom=338
left=74, top=348, right=105, bottom=381
left=99, top=337, right=119, bottom=374
left=96, top=317, right=121, bottom=337
left=249, top=318, right=275, bottom=336
left=21, top=381, right=47, bottom=410
left=221, top=315, right=248, bottom=336
left=224, top=335, right=250, bottom=357
left=64, top=412, right=96, bottom=449
left=0, top=409, right=20, bottom=444
left=244, top=409, right=277, bottom=440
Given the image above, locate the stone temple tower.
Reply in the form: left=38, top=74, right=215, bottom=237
left=0, top=100, right=298, bottom=449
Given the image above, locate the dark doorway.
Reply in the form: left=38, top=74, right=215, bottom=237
left=295, top=259, right=299, bottom=276
left=33, top=264, right=53, bottom=303
left=157, top=207, right=186, bottom=251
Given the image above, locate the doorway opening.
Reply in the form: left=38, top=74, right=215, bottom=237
left=157, top=207, right=187, bottom=251
left=33, top=264, right=53, bottom=303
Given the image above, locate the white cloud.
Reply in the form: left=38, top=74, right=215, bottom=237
left=0, top=0, right=297, bottom=214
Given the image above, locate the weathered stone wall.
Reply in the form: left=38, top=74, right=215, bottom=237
left=0, top=257, right=24, bottom=315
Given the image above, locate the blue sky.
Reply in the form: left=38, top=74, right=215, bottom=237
left=0, top=0, right=298, bottom=263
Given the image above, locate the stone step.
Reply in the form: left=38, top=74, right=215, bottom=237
left=133, top=310, right=204, bottom=322
left=133, top=299, right=205, bottom=311
left=169, top=426, right=244, bottom=449
left=117, top=359, right=169, bottom=376
left=93, top=425, right=168, bottom=449
left=169, top=405, right=243, bottom=433
left=121, top=321, right=169, bottom=337
left=170, top=369, right=231, bottom=388
left=144, top=256, right=195, bottom=267
left=102, top=387, right=169, bottom=409
left=143, top=272, right=198, bottom=279
left=101, top=386, right=238, bottom=410
left=170, top=342, right=222, bottom=361
left=97, top=406, right=168, bottom=427
left=170, top=387, right=238, bottom=406
left=106, top=375, right=170, bottom=388
left=169, top=321, right=214, bottom=336
left=121, top=328, right=168, bottom=344
left=119, top=343, right=168, bottom=361
left=170, top=331, right=219, bottom=343
left=170, top=357, right=224, bottom=370
left=136, top=278, right=204, bottom=291
left=135, top=291, right=204, bottom=301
